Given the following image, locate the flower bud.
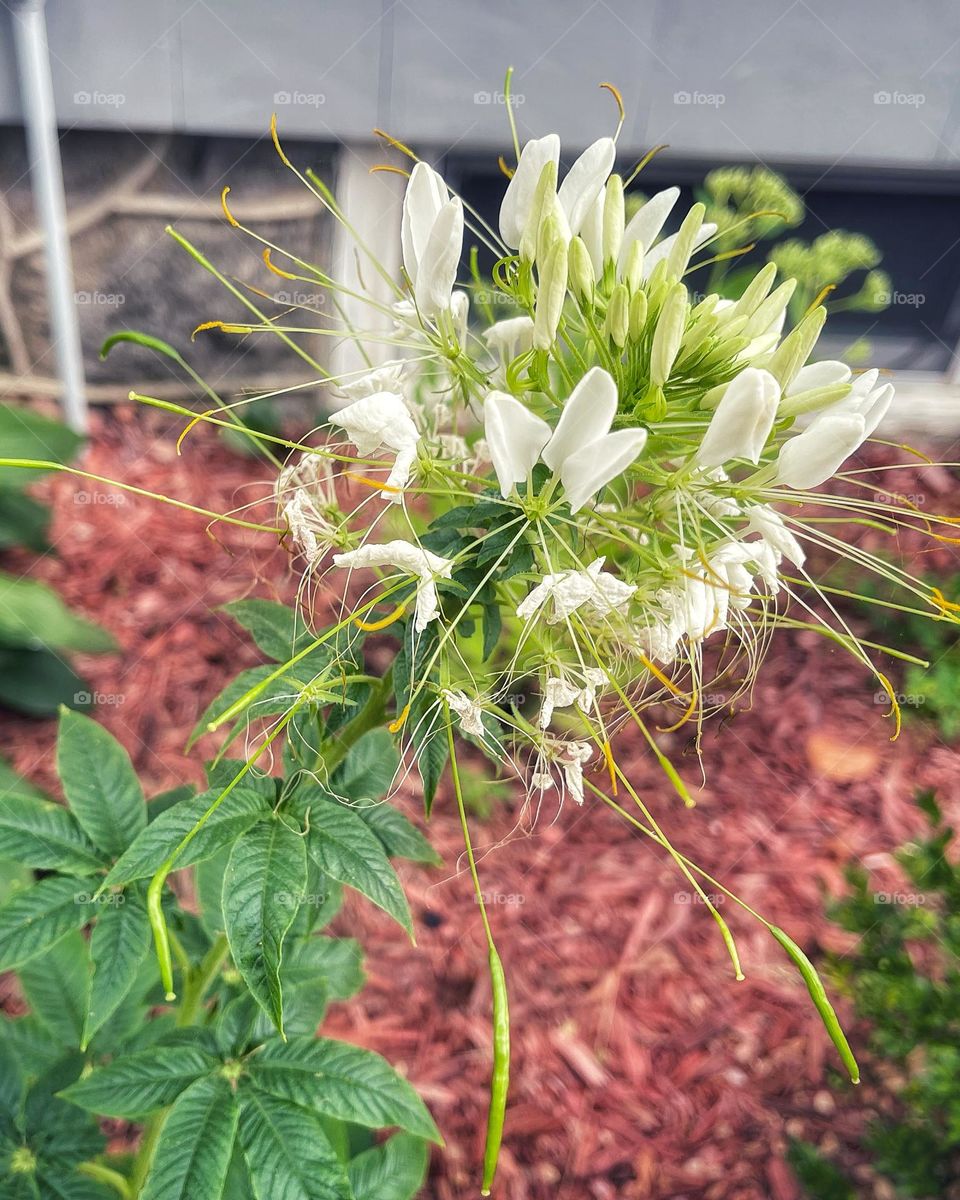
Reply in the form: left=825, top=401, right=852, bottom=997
left=567, top=236, right=596, bottom=303
left=533, top=235, right=569, bottom=350
left=767, top=305, right=827, bottom=388
left=602, top=174, right=625, bottom=269
left=500, top=134, right=560, bottom=249
left=776, top=411, right=866, bottom=489
left=519, top=159, right=560, bottom=264
left=665, top=202, right=707, bottom=279
left=604, top=283, right=630, bottom=348
left=742, top=279, right=796, bottom=338
left=628, top=289, right=648, bottom=341
left=733, top=261, right=778, bottom=317
left=649, top=282, right=688, bottom=387
left=622, top=239, right=645, bottom=293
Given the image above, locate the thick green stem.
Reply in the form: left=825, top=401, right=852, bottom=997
left=315, top=666, right=395, bottom=777
left=78, top=1161, right=133, bottom=1198
left=177, top=934, right=230, bottom=1028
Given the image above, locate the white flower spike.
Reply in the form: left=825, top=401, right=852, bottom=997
left=517, top=557, right=635, bottom=624
left=333, top=540, right=452, bottom=633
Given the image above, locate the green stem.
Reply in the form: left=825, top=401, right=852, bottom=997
left=77, top=1161, right=133, bottom=1198
left=177, top=934, right=230, bottom=1027
left=315, top=666, right=395, bottom=776
left=129, top=1113, right=166, bottom=1195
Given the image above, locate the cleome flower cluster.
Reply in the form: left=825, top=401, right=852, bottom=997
left=264, top=112, right=928, bottom=817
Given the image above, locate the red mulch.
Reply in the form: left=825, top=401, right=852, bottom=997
left=3, top=406, right=960, bottom=1200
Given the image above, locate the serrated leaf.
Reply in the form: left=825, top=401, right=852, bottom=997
left=141, top=1075, right=239, bottom=1200
left=187, top=665, right=296, bottom=751
left=237, top=1087, right=352, bottom=1200
left=0, top=575, right=114, bottom=654
left=251, top=1036, right=440, bottom=1142
left=56, top=710, right=145, bottom=857
left=60, top=1044, right=219, bottom=1118
left=412, top=720, right=447, bottom=819
left=355, top=803, right=440, bottom=866
left=83, top=887, right=151, bottom=1048
left=348, top=1132, right=429, bottom=1200
left=0, top=794, right=103, bottom=875
left=206, top=761, right=278, bottom=804
left=285, top=936, right=364, bottom=1003
left=18, top=932, right=90, bottom=1049
left=222, top=817, right=307, bottom=1033
left=34, top=1169, right=113, bottom=1199
left=0, top=878, right=92, bottom=973
left=303, top=799, right=412, bottom=934
left=332, top=729, right=399, bottom=801
left=224, top=599, right=311, bottom=663
left=103, top=786, right=268, bottom=886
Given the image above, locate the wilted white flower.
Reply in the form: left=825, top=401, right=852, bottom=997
left=333, top=539, right=452, bottom=632
left=518, top=557, right=635, bottom=624
left=443, top=689, right=486, bottom=737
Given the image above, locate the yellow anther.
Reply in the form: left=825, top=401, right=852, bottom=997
left=270, top=113, right=293, bottom=168
left=599, top=81, right=625, bottom=124
left=601, top=739, right=618, bottom=795
left=497, top=155, right=514, bottom=180
left=220, top=186, right=239, bottom=228
left=388, top=702, right=411, bottom=733
left=262, top=248, right=299, bottom=280
left=354, top=602, right=408, bottom=632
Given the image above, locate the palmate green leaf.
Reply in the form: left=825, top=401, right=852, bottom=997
left=56, top=710, right=145, bottom=858
left=83, top=887, right=151, bottom=1048
left=354, top=803, right=440, bottom=866
left=60, top=1043, right=218, bottom=1118
left=301, top=798, right=412, bottom=934
left=0, top=576, right=115, bottom=655
left=0, top=793, right=103, bottom=876
left=222, top=816, right=307, bottom=1033
left=250, top=1036, right=441, bottom=1143
left=103, top=786, right=269, bottom=886
left=0, top=878, right=93, bottom=973
left=34, top=1169, right=113, bottom=1199
left=237, top=1086, right=352, bottom=1200
left=0, top=1017, right=65, bottom=1080
left=285, top=936, right=364, bottom=1003
left=18, top=932, right=90, bottom=1049
left=348, top=1132, right=430, bottom=1200
left=332, top=729, right=399, bottom=800
left=141, top=1076, right=239, bottom=1200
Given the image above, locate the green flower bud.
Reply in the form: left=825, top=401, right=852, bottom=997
left=567, top=236, right=595, bottom=303
left=533, top=234, right=569, bottom=350
left=767, top=305, right=827, bottom=388
left=649, top=281, right=688, bottom=387
left=602, top=174, right=625, bottom=268
left=665, top=202, right=706, bottom=280
left=622, top=239, right=645, bottom=293
left=628, top=289, right=648, bottom=341
left=604, top=283, right=630, bottom=348
left=519, top=159, right=560, bottom=264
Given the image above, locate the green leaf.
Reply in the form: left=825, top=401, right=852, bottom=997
left=0, top=877, right=92, bottom=973
left=355, top=804, right=440, bottom=866
left=250, top=1037, right=441, bottom=1142
left=237, top=1087, right=352, bottom=1200
left=224, top=600, right=312, bottom=664
left=0, top=758, right=46, bottom=803
left=348, top=1132, right=429, bottom=1200
left=0, top=491, right=50, bottom=552
left=0, top=575, right=114, bottom=654
left=187, top=665, right=297, bottom=751
left=303, top=799, right=412, bottom=934
left=413, top=721, right=447, bottom=819
left=222, top=816, right=307, bottom=1033
left=83, top=888, right=151, bottom=1048
left=56, top=710, right=145, bottom=857
left=0, top=403, right=82, bottom=487
left=18, top=932, right=90, bottom=1048
left=0, top=793, right=103, bottom=875
left=34, top=1169, right=113, bottom=1199
left=285, top=936, right=364, bottom=1003
left=206, top=761, right=278, bottom=804
left=104, top=786, right=268, bottom=886
left=60, top=1044, right=219, bottom=1118
left=332, top=729, right=399, bottom=801
left=141, top=1075, right=239, bottom=1200
left=0, top=649, right=92, bottom=718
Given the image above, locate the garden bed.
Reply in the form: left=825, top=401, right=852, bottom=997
left=2, top=406, right=958, bottom=1200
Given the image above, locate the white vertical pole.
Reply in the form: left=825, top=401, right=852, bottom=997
left=11, top=0, right=87, bottom=433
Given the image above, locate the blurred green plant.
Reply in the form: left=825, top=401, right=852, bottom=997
left=0, top=607, right=441, bottom=1197
left=790, top=791, right=960, bottom=1198
left=0, top=403, right=115, bottom=716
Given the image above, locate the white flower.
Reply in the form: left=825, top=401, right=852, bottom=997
left=484, top=368, right=647, bottom=512
left=335, top=361, right=408, bottom=400
left=332, top=540, right=452, bottom=633
left=401, top=162, right=463, bottom=318
left=499, top=134, right=560, bottom=248
left=776, top=412, right=867, bottom=489
left=785, top=360, right=851, bottom=396
left=827, top=372, right=894, bottom=437
left=518, top=557, right=635, bottom=625
left=696, top=367, right=780, bottom=469
left=616, top=187, right=680, bottom=274
left=443, top=689, right=486, bottom=737
left=745, top=505, right=805, bottom=570
left=559, top=741, right=593, bottom=805
left=557, top=137, right=617, bottom=236
left=277, top=455, right=340, bottom=566
left=483, top=315, right=536, bottom=364
left=539, top=667, right=606, bottom=728
left=328, top=391, right=420, bottom=502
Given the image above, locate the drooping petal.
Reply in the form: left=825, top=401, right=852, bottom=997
left=617, top=186, right=679, bottom=273
left=557, top=137, right=616, bottom=237
left=401, top=162, right=448, bottom=285
left=328, top=391, right=419, bottom=456
left=483, top=315, right=535, bottom=361
left=696, top=367, right=780, bottom=469
left=776, top=412, right=867, bottom=489
left=499, top=134, right=561, bottom=248
left=745, top=504, right=805, bottom=568
left=483, top=391, right=551, bottom=497
left=336, top=361, right=407, bottom=400
left=332, top=539, right=452, bottom=633
left=559, top=426, right=648, bottom=512
left=541, top=367, right=618, bottom=471
left=414, top=197, right=463, bottom=318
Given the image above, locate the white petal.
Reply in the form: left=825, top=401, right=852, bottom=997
left=336, top=362, right=407, bottom=400
left=745, top=504, right=805, bottom=568
left=542, top=367, right=618, bottom=471
left=859, top=382, right=894, bottom=437
left=444, top=689, right=486, bottom=737
left=786, top=360, right=851, bottom=396
left=539, top=676, right=582, bottom=728
left=617, top=187, right=679, bottom=273
left=483, top=391, right=551, bottom=497
left=560, top=427, right=648, bottom=513
left=414, top=197, right=463, bottom=318
left=499, top=134, right=561, bottom=248
left=776, top=412, right=867, bottom=489
left=641, top=221, right=716, bottom=280
left=580, top=189, right=605, bottom=276
left=401, top=162, right=448, bottom=284
left=483, top=315, right=535, bottom=360
left=557, top=137, right=616, bottom=237
left=333, top=539, right=452, bottom=633
left=328, top=392, right=419, bottom=456
left=696, top=367, right=780, bottom=469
